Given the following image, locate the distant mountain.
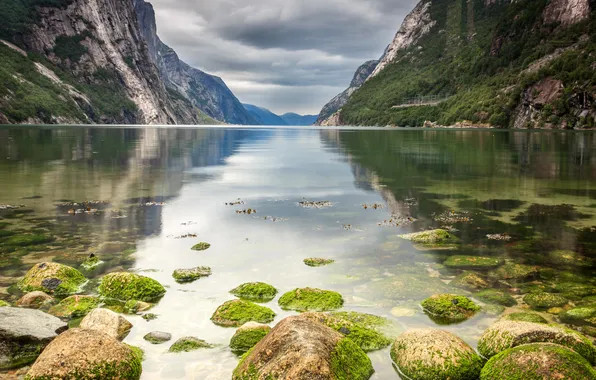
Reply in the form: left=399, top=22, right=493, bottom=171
left=280, top=113, right=318, bottom=126
left=242, top=104, right=288, bottom=125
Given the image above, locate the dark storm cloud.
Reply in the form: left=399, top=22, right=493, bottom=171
left=149, top=0, right=419, bottom=114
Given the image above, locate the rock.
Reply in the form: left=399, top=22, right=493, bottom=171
left=17, top=262, right=87, bottom=296
left=450, top=272, right=490, bottom=291
left=474, top=289, right=517, bottom=306
left=501, top=312, right=547, bottom=324
left=443, top=255, right=503, bottom=270
left=489, top=262, right=538, bottom=282
left=191, top=242, right=210, bottom=251
left=48, top=295, right=99, bottom=319
left=229, top=322, right=271, bottom=354
left=143, top=331, right=171, bottom=344
left=232, top=314, right=374, bottom=380
left=477, top=321, right=596, bottom=364
left=480, top=343, right=596, bottom=379
left=16, top=291, right=53, bottom=309
left=211, top=300, right=276, bottom=327
left=420, top=294, right=480, bottom=324
left=0, top=307, right=67, bottom=369
left=98, top=272, right=165, bottom=302
left=560, top=306, right=596, bottom=327
left=172, top=266, right=211, bottom=283
left=398, top=229, right=458, bottom=245
left=523, top=292, right=568, bottom=309
left=278, top=287, right=344, bottom=312
left=80, top=308, right=133, bottom=340
left=304, top=258, right=335, bottom=267
left=25, top=329, right=142, bottom=379
left=391, top=329, right=483, bottom=380
left=168, top=337, right=213, bottom=352
left=230, top=282, right=278, bottom=302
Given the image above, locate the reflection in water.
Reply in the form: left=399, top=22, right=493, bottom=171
left=1, top=127, right=596, bottom=379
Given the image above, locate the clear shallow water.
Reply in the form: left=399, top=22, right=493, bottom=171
left=0, top=127, right=596, bottom=379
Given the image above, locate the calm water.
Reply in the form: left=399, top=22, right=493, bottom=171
left=1, top=127, right=596, bottom=379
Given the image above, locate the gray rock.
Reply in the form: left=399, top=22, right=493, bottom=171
left=144, top=331, right=172, bottom=344
left=0, top=307, right=67, bottom=369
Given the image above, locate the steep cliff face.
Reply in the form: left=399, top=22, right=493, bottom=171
left=134, top=0, right=258, bottom=125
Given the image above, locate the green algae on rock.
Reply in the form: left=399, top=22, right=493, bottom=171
left=450, top=272, right=490, bottom=291
left=172, top=266, right=211, bottom=283
left=443, top=255, right=503, bottom=270
left=523, top=292, right=568, bottom=310
left=18, top=262, right=87, bottom=296
left=304, top=257, right=335, bottom=267
left=480, top=343, right=596, bottom=380
left=278, top=287, right=344, bottom=312
left=229, top=322, right=271, bottom=354
left=391, top=329, right=483, bottom=380
left=48, top=295, right=99, bottom=319
left=477, top=320, right=596, bottom=364
left=489, top=262, right=539, bottom=282
left=98, top=272, right=165, bottom=302
left=191, top=242, right=211, bottom=251
left=560, top=306, right=596, bottom=327
left=211, top=299, right=276, bottom=327
left=421, top=294, right=480, bottom=324
left=474, top=289, right=517, bottom=307
left=230, top=282, right=278, bottom=302
left=502, top=312, right=547, bottom=324
left=168, top=337, right=214, bottom=353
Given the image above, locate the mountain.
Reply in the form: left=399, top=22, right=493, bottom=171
left=317, top=0, right=595, bottom=129
left=280, top=113, right=318, bottom=126
left=242, top=104, right=288, bottom=125
left=134, top=1, right=258, bottom=125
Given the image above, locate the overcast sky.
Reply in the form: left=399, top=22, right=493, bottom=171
left=150, top=0, right=419, bottom=115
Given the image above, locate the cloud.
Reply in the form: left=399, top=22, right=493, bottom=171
left=149, top=0, right=419, bottom=114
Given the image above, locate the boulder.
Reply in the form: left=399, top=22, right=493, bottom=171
left=523, top=292, right=568, bottom=309
left=16, top=291, right=53, bottom=309
left=477, top=320, right=595, bottom=364
left=0, top=307, right=67, bottom=369
left=421, top=294, right=480, bottom=324
left=172, top=266, right=211, bottom=283
left=278, top=288, right=344, bottom=312
left=211, top=300, right=276, bottom=327
left=48, top=295, right=99, bottom=319
left=80, top=308, right=133, bottom=340
left=391, top=329, right=483, bottom=380
left=143, top=331, right=172, bottom=344
left=230, top=322, right=271, bottom=354
left=168, top=337, right=214, bottom=352
left=443, top=255, right=503, bottom=270
left=98, top=272, right=165, bottom=302
left=560, top=306, right=596, bottom=327
left=232, top=314, right=373, bottom=380
left=230, top=282, right=278, bottom=302
left=25, top=329, right=141, bottom=379
left=474, top=289, right=517, bottom=306
left=480, top=343, right=596, bottom=379
left=17, top=262, right=87, bottom=296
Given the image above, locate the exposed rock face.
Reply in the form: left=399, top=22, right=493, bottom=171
left=80, top=308, right=133, bottom=340
left=134, top=0, right=257, bottom=125
left=543, top=0, right=590, bottom=27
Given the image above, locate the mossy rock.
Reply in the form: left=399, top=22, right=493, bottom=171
left=211, top=300, right=276, bottom=327
left=480, top=343, right=596, bottom=380
left=230, top=322, right=271, bottom=354
left=98, top=272, right=165, bottom=302
left=391, top=329, right=483, bottom=380
left=81, top=255, right=103, bottom=271
left=489, top=262, right=539, bottom=282
left=553, top=282, right=596, bottom=300
left=172, top=266, right=211, bottom=283
left=168, top=337, right=214, bottom=352
left=304, top=258, right=335, bottom=267
left=474, top=289, right=517, bottom=307
left=230, top=282, right=278, bottom=302
left=278, top=287, right=344, bottom=312
left=450, top=272, right=490, bottom=291
left=523, top=293, right=568, bottom=310
left=48, top=295, right=99, bottom=319
left=4, top=234, right=54, bottom=247
left=549, top=250, right=593, bottom=268
left=502, top=312, right=547, bottom=324
left=443, top=255, right=503, bottom=270
left=191, top=242, right=211, bottom=251
left=560, top=306, right=596, bottom=327
left=477, top=321, right=596, bottom=364
left=18, top=262, right=87, bottom=296
left=421, top=294, right=480, bottom=324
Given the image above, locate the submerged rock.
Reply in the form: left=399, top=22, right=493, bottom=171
left=501, top=312, right=547, bottom=324
left=303, top=258, right=335, bottom=267
left=229, top=322, right=271, bottom=354
left=230, top=282, right=278, bottom=302
left=278, top=287, right=344, bottom=312
left=211, top=300, right=276, bottom=327
left=560, top=306, right=596, bottom=327
left=144, top=331, right=172, bottom=344
left=25, top=329, right=142, bottom=379
left=0, top=307, right=67, bottom=369
left=232, top=314, right=373, bottom=380
left=16, top=291, right=53, bottom=309
left=18, top=262, right=87, bottom=296
left=474, top=289, right=517, bottom=307
left=191, top=242, right=211, bottom=251
left=168, top=337, right=214, bottom=352
left=391, top=329, right=483, bottom=380
left=421, top=294, right=480, bottom=324
left=443, top=255, right=503, bottom=270
left=172, top=266, right=211, bottom=283
left=450, top=272, right=490, bottom=291
left=398, top=229, right=457, bottom=245
left=48, top=295, right=99, bottom=319
left=98, top=272, right=165, bottom=302
left=80, top=308, right=133, bottom=341
left=523, top=292, right=568, bottom=309
left=477, top=320, right=596, bottom=364
left=480, top=343, right=596, bottom=380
